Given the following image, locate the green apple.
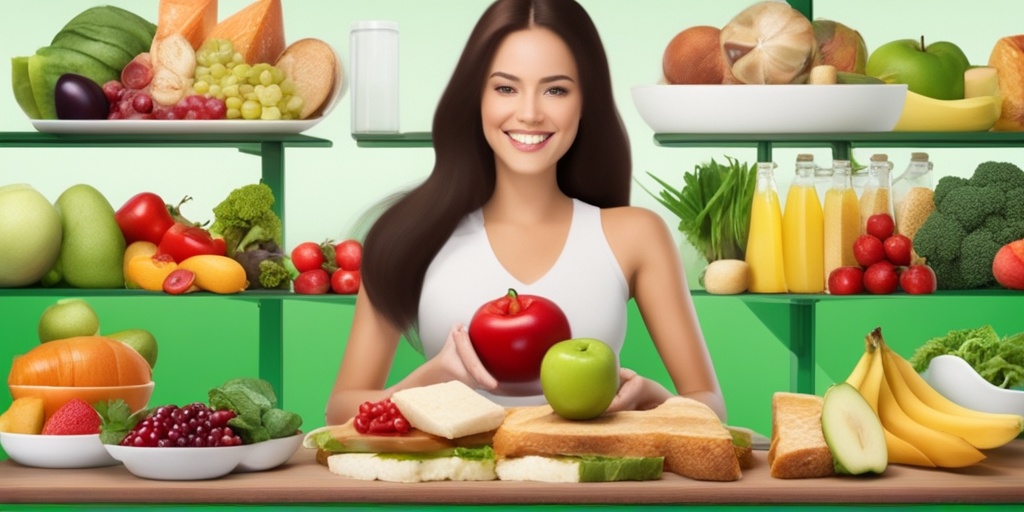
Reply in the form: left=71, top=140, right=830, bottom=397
left=37, top=298, right=100, bottom=343
left=106, top=328, right=159, bottom=369
left=866, top=36, right=970, bottom=100
left=540, top=338, right=619, bottom=420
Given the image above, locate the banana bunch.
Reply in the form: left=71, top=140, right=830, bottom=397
left=845, top=327, right=1023, bottom=468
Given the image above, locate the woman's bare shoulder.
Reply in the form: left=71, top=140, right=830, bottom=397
left=600, top=205, right=674, bottom=241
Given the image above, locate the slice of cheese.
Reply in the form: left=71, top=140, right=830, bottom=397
left=207, top=0, right=285, bottom=65
left=153, top=0, right=218, bottom=50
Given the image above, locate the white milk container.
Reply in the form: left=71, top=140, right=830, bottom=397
left=350, top=21, right=399, bottom=133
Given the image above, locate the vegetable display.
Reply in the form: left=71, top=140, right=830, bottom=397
left=208, top=183, right=292, bottom=290
left=910, top=325, right=1024, bottom=389
left=8, top=335, right=152, bottom=387
left=913, top=161, right=1024, bottom=289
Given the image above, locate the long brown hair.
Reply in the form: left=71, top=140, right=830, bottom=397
left=362, top=0, right=631, bottom=333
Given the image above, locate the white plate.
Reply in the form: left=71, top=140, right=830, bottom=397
left=31, top=118, right=323, bottom=135
left=0, top=432, right=119, bottom=469
left=630, top=84, right=907, bottom=134
left=922, top=354, right=1024, bottom=416
left=106, top=444, right=248, bottom=480
left=234, top=433, right=303, bottom=473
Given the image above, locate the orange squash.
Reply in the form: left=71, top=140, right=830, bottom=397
left=207, top=0, right=285, bottom=65
left=8, top=336, right=152, bottom=387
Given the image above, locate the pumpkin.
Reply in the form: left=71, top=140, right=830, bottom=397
left=8, top=336, right=152, bottom=387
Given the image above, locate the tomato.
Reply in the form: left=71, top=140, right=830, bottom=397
left=293, top=268, right=330, bottom=295
left=291, top=242, right=326, bottom=273
left=157, top=223, right=227, bottom=263
left=115, top=192, right=176, bottom=245
left=334, top=239, right=363, bottom=271
left=331, top=269, right=360, bottom=294
left=467, top=288, right=572, bottom=383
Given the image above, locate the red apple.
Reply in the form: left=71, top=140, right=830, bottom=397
left=899, top=264, right=937, bottom=294
left=468, top=288, right=572, bottom=383
left=992, top=239, right=1024, bottom=290
left=865, top=213, right=895, bottom=240
left=331, top=269, right=360, bottom=294
left=884, top=234, right=913, bottom=266
left=864, top=261, right=899, bottom=294
left=828, top=266, right=864, bottom=295
left=853, top=234, right=886, bottom=267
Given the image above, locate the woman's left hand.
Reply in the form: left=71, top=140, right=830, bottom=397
left=605, top=367, right=673, bottom=413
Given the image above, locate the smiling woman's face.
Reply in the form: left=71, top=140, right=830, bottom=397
left=481, top=27, right=582, bottom=178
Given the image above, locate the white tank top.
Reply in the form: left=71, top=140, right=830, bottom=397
left=418, top=198, right=629, bottom=406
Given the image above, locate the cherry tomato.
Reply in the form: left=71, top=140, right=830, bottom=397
left=291, top=242, right=326, bottom=273
left=335, top=239, right=363, bottom=271
left=115, top=192, right=176, bottom=245
left=331, top=269, right=360, bottom=294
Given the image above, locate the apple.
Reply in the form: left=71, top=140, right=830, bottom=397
left=865, top=213, right=895, bottom=240
left=852, top=234, right=885, bottom=267
left=866, top=36, right=971, bottom=100
left=468, top=289, right=572, bottom=383
left=863, top=261, right=899, bottom=295
left=828, top=266, right=864, bottom=295
left=812, top=20, right=868, bottom=74
left=992, top=239, right=1024, bottom=290
left=883, top=234, right=913, bottom=267
left=334, top=239, right=363, bottom=271
left=330, top=269, right=360, bottom=294
left=540, top=338, right=619, bottom=420
left=899, top=264, right=937, bottom=294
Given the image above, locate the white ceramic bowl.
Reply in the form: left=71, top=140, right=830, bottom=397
left=630, top=84, right=907, bottom=133
left=234, top=433, right=304, bottom=473
left=922, top=354, right=1024, bottom=416
left=0, top=432, right=119, bottom=469
left=105, top=444, right=248, bottom=480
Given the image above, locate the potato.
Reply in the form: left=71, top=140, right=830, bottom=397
left=703, top=259, right=750, bottom=295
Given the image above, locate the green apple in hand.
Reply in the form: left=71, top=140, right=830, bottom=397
left=866, top=36, right=970, bottom=100
left=540, top=338, right=619, bottom=420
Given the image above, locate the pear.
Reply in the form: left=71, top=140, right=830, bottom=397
left=106, top=328, right=158, bottom=369
left=821, top=382, right=888, bottom=475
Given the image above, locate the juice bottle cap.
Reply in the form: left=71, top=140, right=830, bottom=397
left=911, top=152, right=929, bottom=161
left=870, top=154, right=889, bottom=162
left=797, top=154, right=814, bottom=162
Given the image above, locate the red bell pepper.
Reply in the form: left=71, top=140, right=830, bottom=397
left=157, top=223, right=227, bottom=263
left=115, top=192, right=176, bottom=245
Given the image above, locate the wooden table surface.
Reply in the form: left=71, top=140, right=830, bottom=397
left=2, top=441, right=1023, bottom=506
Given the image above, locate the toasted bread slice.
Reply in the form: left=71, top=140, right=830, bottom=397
left=768, top=392, right=834, bottom=479
left=391, top=381, right=506, bottom=440
left=493, top=397, right=741, bottom=481
left=275, top=38, right=339, bottom=119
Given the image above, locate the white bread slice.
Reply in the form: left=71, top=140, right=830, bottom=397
left=768, top=392, right=835, bottom=479
left=390, top=381, right=506, bottom=439
left=327, top=453, right=496, bottom=483
left=492, top=397, right=741, bottom=481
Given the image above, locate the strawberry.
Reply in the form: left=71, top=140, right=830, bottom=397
left=41, top=398, right=101, bottom=435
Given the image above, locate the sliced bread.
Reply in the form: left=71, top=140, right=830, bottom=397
left=390, top=381, right=506, bottom=439
left=768, top=392, right=835, bottom=479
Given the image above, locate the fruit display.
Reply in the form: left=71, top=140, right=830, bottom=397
left=11, top=0, right=341, bottom=121
left=290, top=238, right=363, bottom=295
left=829, top=213, right=937, bottom=295
left=844, top=327, right=1023, bottom=468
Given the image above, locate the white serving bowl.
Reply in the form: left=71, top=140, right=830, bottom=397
left=922, top=354, right=1024, bottom=416
left=105, top=444, right=248, bottom=480
left=234, top=433, right=304, bottom=473
left=631, top=84, right=907, bottom=134
left=0, top=432, right=119, bottom=469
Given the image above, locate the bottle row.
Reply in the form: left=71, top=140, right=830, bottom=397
left=745, top=153, right=935, bottom=294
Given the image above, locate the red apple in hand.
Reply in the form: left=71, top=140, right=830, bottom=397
left=853, top=234, right=886, bottom=267
left=828, top=266, right=864, bottom=295
left=864, top=262, right=899, bottom=294
left=468, top=288, right=572, bottom=383
left=899, top=264, right=937, bottom=294
left=865, top=213, right=895, bottom=240
left=884, top=234, right=913, bottom=266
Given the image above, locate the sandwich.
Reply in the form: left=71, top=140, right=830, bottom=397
left=767, top=392, right=834, bottom=479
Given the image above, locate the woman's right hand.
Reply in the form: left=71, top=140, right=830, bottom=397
left=428, top=323, right=499, bottom=391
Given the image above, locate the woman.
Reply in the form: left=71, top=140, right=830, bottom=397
left=326, top=0, right=725, bottom=424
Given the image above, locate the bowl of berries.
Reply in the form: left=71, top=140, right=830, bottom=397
left=0, top=397, right=118, bottom=469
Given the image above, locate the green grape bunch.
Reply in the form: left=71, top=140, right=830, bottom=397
left=193, top=39, right=304, bottom=120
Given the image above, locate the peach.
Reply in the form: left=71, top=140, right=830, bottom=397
left=812, top=20, right=868, bottom=74
left=993, top=239, right=1024, bottom=290
left=988, top=35, right=1024, bottom=131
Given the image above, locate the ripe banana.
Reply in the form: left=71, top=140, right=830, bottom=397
left=881, top=347, right=1023, bottom=450
left=877, top=378, right=986, bottom=468
left=844, top=350, right=871, bottom=388
left=893, top=90, right=1001, bottom=132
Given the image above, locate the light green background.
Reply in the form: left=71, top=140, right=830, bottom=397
left=2, top=0, right=1024, bottom=453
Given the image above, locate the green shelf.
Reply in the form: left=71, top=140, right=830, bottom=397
left=352, top=131, right=432, bottom=148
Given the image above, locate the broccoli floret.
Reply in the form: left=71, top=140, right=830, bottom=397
left=909, top=325, right=1000, bottom=372
left=937, top=185, right=1004, bottom=232
left=959, top=230, right=1001, bottom=288
left=257, top=259, right=292, bottom=289
left=209, top=183, right=283, bottom=257
left=1005, top=188, right=1024, bottom=223
left=232, top=241, right=297, bottom=290
left=913, top=211, right=967, bottom=263
left=932, top=175, right=968, bottom=208
left=929, top=257, right=967, bottom=290
left=968, top=161, right=1024, bottom=193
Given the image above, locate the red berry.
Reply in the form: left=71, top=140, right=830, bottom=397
left=131, top=93, right=153, bottom=114
left=852, top=234, right=885, bottom=267
left=866, top=213, right=895, bottom=240
left=827, top=266, right=864, bottom=295
left=883, top=234, right=913, bottom=267
left=42, top=398, right=101, bottom=435
left=863, top=261, right=899, bottom=295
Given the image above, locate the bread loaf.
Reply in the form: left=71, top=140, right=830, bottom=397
left=768, top=392, right=834, bottom=479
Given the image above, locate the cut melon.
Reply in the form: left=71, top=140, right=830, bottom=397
left=821, top=382, right=888, bottom=475
left=207, top=0, right=284, bottom=65
left=153, top=0, right=218, bottom=51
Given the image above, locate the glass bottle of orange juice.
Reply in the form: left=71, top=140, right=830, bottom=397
left=782, top=154, right=824, bottom=293
left=745, top=162, right=787, bottom=293
left=823, top=160, right=860, bottom=291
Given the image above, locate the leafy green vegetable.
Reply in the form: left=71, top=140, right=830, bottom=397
left=376, top=445, right=495, bottom=461
left=640, top=156, right=756, bottom=262
left=208, top=377, right=302, bottom=444
left=910, top=325, right=1024, bottom=388
left=95, top=399, right=152, bottom=445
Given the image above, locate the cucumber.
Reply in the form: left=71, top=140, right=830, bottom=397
left=27, top=46, right=117, bottom=119
left=11, top=56, right=41, bottom=119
